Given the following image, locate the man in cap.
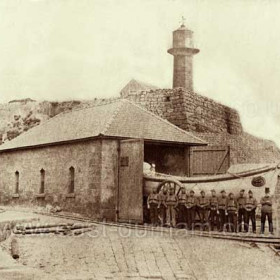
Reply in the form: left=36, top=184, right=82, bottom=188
left=197, top=190, right=209, bottom=231
left=260, top=187, right=273, bottom=234
left=185, top=190, right=197, bottom=230
left=227, top=192, right=238, bottom=233
left=237, top=189, right=246, bottom=232
left=218, top=190, right=227, bottom=232
left=177, top=188, right=187, bottom=228
left=244, top=190, right=257, bottom=233
left=158, top=188, right=168, bottom=226
left=147, top=187, right=159, bottom=226
left=165, top=188, right=178, bottom=227
left=209, top=189, right=219, bottom=231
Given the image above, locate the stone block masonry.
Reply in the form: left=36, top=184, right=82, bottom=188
left=123, top=88, right=243, bottom=135
left=0, top=87, right=278, bottom=165
left=0, top=139, right=119, bottom=220
left=120, top=87, right=280, bottom=163
left=195, top=132, right=280, bottom=164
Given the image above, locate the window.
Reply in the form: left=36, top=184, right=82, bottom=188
left=165, top=96, right=171, bottom=102
left=40, top=169, right=45, bottom=194
left=69, top=167, right=75, bottom=193
left=15, top=171, right=19, bottom=194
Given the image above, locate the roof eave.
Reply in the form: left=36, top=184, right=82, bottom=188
left=0, top=135, right=103, bottom=154
left=0, top=134, right=207, bottom=153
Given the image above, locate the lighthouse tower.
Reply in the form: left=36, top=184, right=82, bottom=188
left=168, top=22, right=199, bottom=91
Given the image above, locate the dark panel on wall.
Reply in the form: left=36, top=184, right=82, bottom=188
left=144, top=144, right=189, bottom=176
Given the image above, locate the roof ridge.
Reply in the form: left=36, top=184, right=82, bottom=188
left=122, top=99, right=206, bottom=144
left=100, top=99, right=127, bottom=135
left=134, top=79, right=159, bottom=89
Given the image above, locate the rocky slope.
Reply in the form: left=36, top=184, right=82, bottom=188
left=0, top=99, right=83, bottom=144
left=0, top=98, right=119, bottom=144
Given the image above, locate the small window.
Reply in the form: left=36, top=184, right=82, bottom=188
left=15, top=171, right=19, bottom=194
left=69, top=167, right=75, bottom=193
left=40, top=169, right=45, bottom=194
left=165, top=96, right=171, bottom=102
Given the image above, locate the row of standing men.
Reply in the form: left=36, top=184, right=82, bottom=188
left=147, top=187, right=273, bottom=234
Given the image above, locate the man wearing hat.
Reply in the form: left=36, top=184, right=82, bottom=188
left=209, top=189, right=219, bottom=231
left=260, top=188, right=273, bottom=234
left=227, top=192, right=238, bottom=233
left=177, top=188, right=188, bottom=228
left=158, top=188, right=168, bottom=226
left=244, top=190, right=257, bottom=233
left=237, top=189, right=246, bottom=232
left=165, top=188, right=178, bottom=228
left=218, top=190, right=227, bottom=232
left=185, top=190, right=197, bottom=230
left=197, top=190, right=209, bottom=230
left=147, top=187, right=159, bottom=226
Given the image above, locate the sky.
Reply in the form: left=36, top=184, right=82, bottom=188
left=0, top=0, right=280, bottom=145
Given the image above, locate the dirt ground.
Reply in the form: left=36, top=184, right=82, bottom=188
left=1, top=209, right=280, bottom=280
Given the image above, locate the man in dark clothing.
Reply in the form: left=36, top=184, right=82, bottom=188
left=197, top=190, right=209, bottom=231
left=227, top=192, right=238, bottom=233
left=244, top=190, right=257, bottom=233
left=237, top=189, right=246, bottom=232
left=158, top=189, right=167, bottom=226
left=260, top=188, right=273, bottom=234
left=165, top=188, right=178, bottom=228
left=186, top=190, right=196, bottom=230
left=209, top=189, right=219, bottom=231
left=147, top=187, right=159, bottom=226
left=177, top=188, right=187, bottom=228
left=218, top=190, right=227, bottom=232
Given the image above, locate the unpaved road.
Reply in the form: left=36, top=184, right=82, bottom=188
left=1, top=210, right=280, bottom=279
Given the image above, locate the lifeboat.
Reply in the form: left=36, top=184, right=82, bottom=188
left=144, top=163, right=280, bottom=202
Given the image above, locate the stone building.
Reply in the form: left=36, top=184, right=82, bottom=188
left=118, top=24, right=280, bottom=164
left=119, top=24, right=242, bottom=135
left=0, top=22, right=279, bottom=221
left=0, top=99, right=205, bottom=222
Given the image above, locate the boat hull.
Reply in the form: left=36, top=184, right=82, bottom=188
left=144, top=166, right=279, bottom=202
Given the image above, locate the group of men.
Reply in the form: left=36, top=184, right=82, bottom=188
left=147, top=186, right=273, bottom=234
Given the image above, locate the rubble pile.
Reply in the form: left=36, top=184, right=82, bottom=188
left=13, top=222, right=95, bottom=236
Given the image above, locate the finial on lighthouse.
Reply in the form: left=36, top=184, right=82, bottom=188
left=180, top=16, right=186, bottom=27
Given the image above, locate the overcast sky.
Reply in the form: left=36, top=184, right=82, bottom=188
left=0, top=0, right=280, bottom=145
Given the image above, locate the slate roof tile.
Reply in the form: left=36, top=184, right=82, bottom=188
left=0, top=99, right=206, bottom=151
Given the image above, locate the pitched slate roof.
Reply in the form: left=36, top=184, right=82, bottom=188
left=0, top=99, right=206, bottom=151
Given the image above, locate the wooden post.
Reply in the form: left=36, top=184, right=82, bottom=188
left=11, top=237, right=19, bottom=259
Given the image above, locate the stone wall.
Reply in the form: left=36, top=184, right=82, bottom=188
left=0, top=139, right=118, bottom=220
left=121, top=88, right=280, bottom=164
left=123, top=88, right=243, bottom=134
left=195, top=132, right=280, bottom=164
